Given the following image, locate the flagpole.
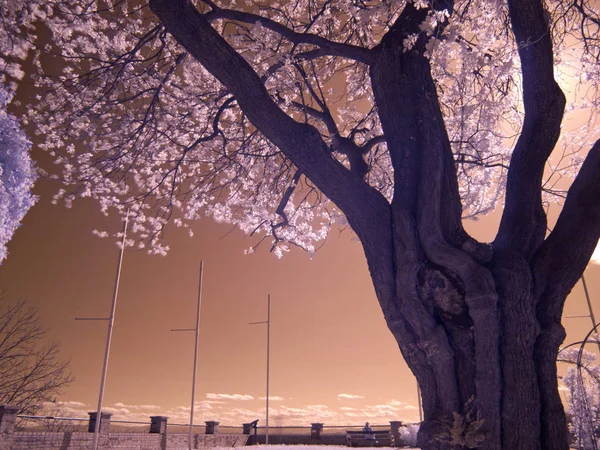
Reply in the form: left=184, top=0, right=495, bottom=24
left=91, top=212, right=129, bottom=450
left=189, top=261, right=204, bottom=450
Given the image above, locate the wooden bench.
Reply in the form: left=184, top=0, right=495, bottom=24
left=345, top=430, right=395, bottom=447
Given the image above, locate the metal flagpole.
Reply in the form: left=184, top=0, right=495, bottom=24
left=91, top=212, right=129, bottom=450
left=417, top=383, right=423, bottom=423
left=581, top=274, right=600, bottom=354
left=190, top=262, right=204, bottom=450
left=266, top=294, right=271, bottom=445
left=170, top=261, right=204, bottom=450
left=249, top=294, right=271, bottom=445
left=566, top=273, right=600, bottom=354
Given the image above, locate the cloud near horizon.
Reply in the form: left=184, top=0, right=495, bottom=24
left=337, top=394, right=364, bottom=399
left=259, top=396, right=285, bottom=401
left=206, top=393, right=254, bottom=401
left=113, top=403, right=161, bottom=410
left=41, top=401, right=89, bottom=418
left=46, top=395, right=420, bottom=426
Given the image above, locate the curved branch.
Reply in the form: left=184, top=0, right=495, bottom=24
left=495, top=0, right=566, bottom=260
left=371, top=0, right=465, bottom=255
left=532, top=140, right=600, bottom=448
left=534, top=140, right=600, bottom=303
left=148, top=0, right=396, bottom=290
left=204, top=5, right=373, bottom=65
left=362, top=135, right=386, bottom=153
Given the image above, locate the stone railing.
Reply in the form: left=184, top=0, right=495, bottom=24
left=0, top=405, right=248, bottom=450
left=1, top=404, right=411, bottom=449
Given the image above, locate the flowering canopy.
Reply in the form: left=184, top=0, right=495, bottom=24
left=0, top=88, right=36, bottom=264
left=2, top=0, right=597, bottom=256
left=559, top=344, right=600, bottom=449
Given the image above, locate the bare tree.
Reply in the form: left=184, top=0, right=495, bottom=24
left=0, top=293, right=73, bottom=416
left=36, top=401, right=85, bottom=432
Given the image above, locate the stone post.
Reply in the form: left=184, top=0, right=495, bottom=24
left=88, top=412, right=112, bottom=433
left=205, top=420, right=219, bottom=434
left=390, top=420, right=403, bottom=446
left=310, top=423, right=324, bottom=440
left=0, top=405, right=19, bottom=450
left=150, top=416, right=168, bottom=434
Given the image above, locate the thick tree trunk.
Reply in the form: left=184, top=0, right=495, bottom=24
left=362, top=225, right=572, bottom=450
left=362, top=1, right=593, bottom=448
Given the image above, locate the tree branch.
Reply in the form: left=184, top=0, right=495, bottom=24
left=362, top=135, right=386, bottom=153
left=495, top=0, right=566, bottom=260
left=532, top=139, right=600, bottom=448
left=204, top=5, right=373, bottom=65
left=149, top=0, right=398, bottom=317
left=371, top=0, right=467, bottom=255
left=533, top=140, right=600, bottom=305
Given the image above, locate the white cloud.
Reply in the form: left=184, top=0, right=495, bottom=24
left=259, top=396, right=284, bottom=401
left=190, top=400, right=225, bottom=410
left=102, top=406, right=132, bottom=417
left=113, top=403, right=161, bottom=410
left=44, top=396, right=421, bottom=427
left=591, top=242, right=600, bottom=265
left=337, top=394, right=364, bottom=399
left=387, top=399, right=418, bottom=411
left=40, top=401, right=89, bottom=418
left=59, top=401, right=87, bottom=408
left=206, top=393, right=254, bottom=401
left=220, top=408, right=261, bottom=422
left=307, top=404, right=331, bottom=411
left=367, top=404, right=399, bottom=414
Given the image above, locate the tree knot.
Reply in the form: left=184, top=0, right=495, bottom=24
left=417, top=265, right=471, bottom=328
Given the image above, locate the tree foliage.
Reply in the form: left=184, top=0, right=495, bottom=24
left=558, top=329, right=600, bottom=450
left=0, top=293, right=73, bottom=416
left=0, top=0, right=594, bottom=253
left=2, top=0, right=600, bottom=448
left=0, top=88, right=37, bottom=264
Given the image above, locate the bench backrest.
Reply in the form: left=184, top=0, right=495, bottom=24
left=346, top=430, right=390, bottom=435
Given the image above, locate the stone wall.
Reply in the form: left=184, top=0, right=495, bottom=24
left=1, top=404, right=409, bottom=449
left=166, top=434, right=247, bottom=449
left=11, top=432, right=161, bottom=449
left=1, top=406, right=248, bottom=450
left=9, top=432, right=246, bottom=450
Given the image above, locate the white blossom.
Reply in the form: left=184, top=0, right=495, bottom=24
left=0, top=87, right=37, bottom=264
left=559, top=346, right=600, bottom=449
left=1, top=0, right=597, bottom=256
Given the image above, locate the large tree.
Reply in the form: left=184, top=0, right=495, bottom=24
left=3, top=0, right=600, bottom=448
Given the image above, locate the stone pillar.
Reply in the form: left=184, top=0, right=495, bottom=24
left=150, top=416, right=168, bottom=434
left=88, top=412, right=112, bottom=433
left=205, top=421, right=219, bottom=434
left=311, top=423, right=324, bottom=440
left=390, top=421, right=403, bottom=446
left=0, top=405, right=19, bottom=450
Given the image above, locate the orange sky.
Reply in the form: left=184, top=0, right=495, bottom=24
left=0, top=172, right=599, bottom=427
